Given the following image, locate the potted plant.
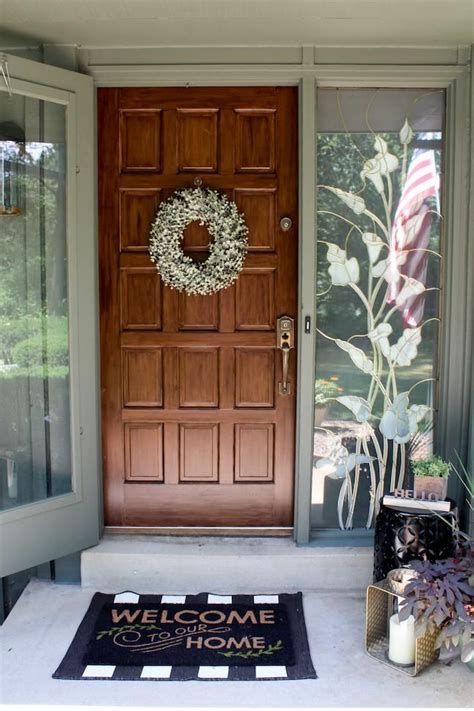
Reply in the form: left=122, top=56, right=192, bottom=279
left=411, top=454, right=451, bottom=501
left=314, top=378, right=342, bottom=426
left=399, top=546, right=474, bottom=667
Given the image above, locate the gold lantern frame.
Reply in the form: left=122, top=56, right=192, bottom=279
left=365, top=579, right=439, bottom=676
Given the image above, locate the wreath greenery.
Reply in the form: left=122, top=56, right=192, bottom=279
left=149, top=188, right=248, bottom=296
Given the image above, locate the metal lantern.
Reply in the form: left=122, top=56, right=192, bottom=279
left=0, top=121, right=25, bottom=217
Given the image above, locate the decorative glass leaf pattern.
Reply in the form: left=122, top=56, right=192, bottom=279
left=379, top=393, right=416, bottom=444
left=372, top=252, right=407, bottom=282
left=336, top=395, right=371, bottom=422
left=390, top=327, right=422, bottom=366
left=400, top=119, right=414, bottom=145
left=362, top=232, right=385, bottom=264
left=368, top=323, right=392, bottom=358
left=321, top=185, right=366, bottom=214
left=395, top=278, right=426, bottom=307
left=326, top=243, right=360, bottom=285
left=313, top=88, right=444, bottom=531
left=335, top=340, right=373, bottom=374
left=360, top=137, right=399, bottom=193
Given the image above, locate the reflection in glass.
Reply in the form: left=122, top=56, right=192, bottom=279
left=313, top=89, right=444, bottom=530
left=0, top=92, right=71, bottom=510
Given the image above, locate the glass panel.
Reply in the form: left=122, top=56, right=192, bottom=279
left=313, top=88, right=444, bottom=530
left=0, top=91, right=71, bottom=510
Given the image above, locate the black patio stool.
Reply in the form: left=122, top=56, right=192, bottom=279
left=373, top=499, right=458, bottom=582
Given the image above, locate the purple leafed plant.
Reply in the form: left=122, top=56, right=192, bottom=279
left=399, top=545, right=474, bottom=664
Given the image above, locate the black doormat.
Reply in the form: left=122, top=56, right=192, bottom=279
left=53, top=591, right=317, bottom=681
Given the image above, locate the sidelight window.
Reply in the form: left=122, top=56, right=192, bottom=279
left=312, top=88, right=445, bottom=531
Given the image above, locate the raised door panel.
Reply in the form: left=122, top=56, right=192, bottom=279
left=234, top=424, right=274, bottom=482
left=235, top=349, right=275, bottom=407
left=235, top=109, right=276, bottom=173
left=177, top=109, right=219, bottom=173
left=182, top=221, right=212, bottom=252
left=124, top=423, right=164, bottom=482
left=120, top=189, right=160, bottom=252
left=179, top=424, right=219, bottom=482
left=178, top=292, right=219, bottom=330
left=120, top=269, right=162, bottom=330
left=179, top=348, right=219, bottom=407
left=123, top=349, right=163, bottom=407
left=235, top=268, right=275, bottom=330
left=234, top=189, right=276, bottom=251
left=119, top=109, right=162, bottom=172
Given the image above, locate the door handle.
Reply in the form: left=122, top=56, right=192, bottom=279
left=277, top=316, right=294, bottom=395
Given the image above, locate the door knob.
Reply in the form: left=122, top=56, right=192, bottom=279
left=280, top=217, right=292, bottom=232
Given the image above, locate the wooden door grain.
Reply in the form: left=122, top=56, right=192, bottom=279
left=98, top=87, right=298, bottom=528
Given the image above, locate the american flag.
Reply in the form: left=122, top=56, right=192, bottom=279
left=388, top=149, right=440, bottom=327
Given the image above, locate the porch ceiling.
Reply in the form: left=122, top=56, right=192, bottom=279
left=0, top=0, right=473, bottom=48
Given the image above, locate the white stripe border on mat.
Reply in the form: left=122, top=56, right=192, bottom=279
left=141, top=666, right=173, bottom=679
left=198, top=666, right=229, bottom=679
left=113, top=592, right=139, bottom=603
left=255, top=665, right=288, bottom=678
left=161, top=595, right=187, bottom=603
left=254, top=595, right=279, bottom=603
left=82, top=665, right=116, bottom=678
left=207, top=594, right=232, bottom=604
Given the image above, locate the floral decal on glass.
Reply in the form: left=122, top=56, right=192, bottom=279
left=314, top=89, right=444, bottom=530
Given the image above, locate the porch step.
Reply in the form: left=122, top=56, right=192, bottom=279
left=81, top=535, right=373, bottom=593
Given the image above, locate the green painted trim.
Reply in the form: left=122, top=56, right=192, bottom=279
left=1, top=43, right=471, bottom=72
left=36, top=563, right=53, bottom=580
left=83, top=60, right=470, bottom=544
left=0, top=580, right=5, bottom=625
left=294, top=78, right=317, bottom=545
left=437, top=71, right=473, bottom=523
left=468, top=46, right=474, bottom=537
left=80, top=46, right=471, bottom=86
left=53, top=551, right=81, bottom=583
left=86, top=64, right=467, bottom=88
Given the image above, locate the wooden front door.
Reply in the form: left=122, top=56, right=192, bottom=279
left=99, top=87, right=298, bottom=528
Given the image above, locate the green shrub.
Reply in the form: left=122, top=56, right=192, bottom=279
left=0, top=365, right=69, bottom=379
left=12, top=316, right=69, bottom=368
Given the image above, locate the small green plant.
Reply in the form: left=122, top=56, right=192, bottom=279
left=412, top=455, right=451, bottom=479
left=314, top=378, right=343, bottom=405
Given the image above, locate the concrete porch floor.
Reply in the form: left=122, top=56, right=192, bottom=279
left=0, top=578, right=471, bottom=709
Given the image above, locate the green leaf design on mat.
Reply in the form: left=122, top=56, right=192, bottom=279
left=218, top=639, right=283, bottom=659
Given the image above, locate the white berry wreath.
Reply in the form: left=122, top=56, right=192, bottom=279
left=149, top=188, right=249, bottom=296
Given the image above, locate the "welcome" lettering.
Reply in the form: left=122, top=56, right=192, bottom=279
left=110, top=608, right=276, bottom=625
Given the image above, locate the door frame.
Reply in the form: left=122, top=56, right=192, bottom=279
left=85, top=48, right=471, bottom=544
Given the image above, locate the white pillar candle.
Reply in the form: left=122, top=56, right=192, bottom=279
left=388, top=613, right=416, bottom=665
